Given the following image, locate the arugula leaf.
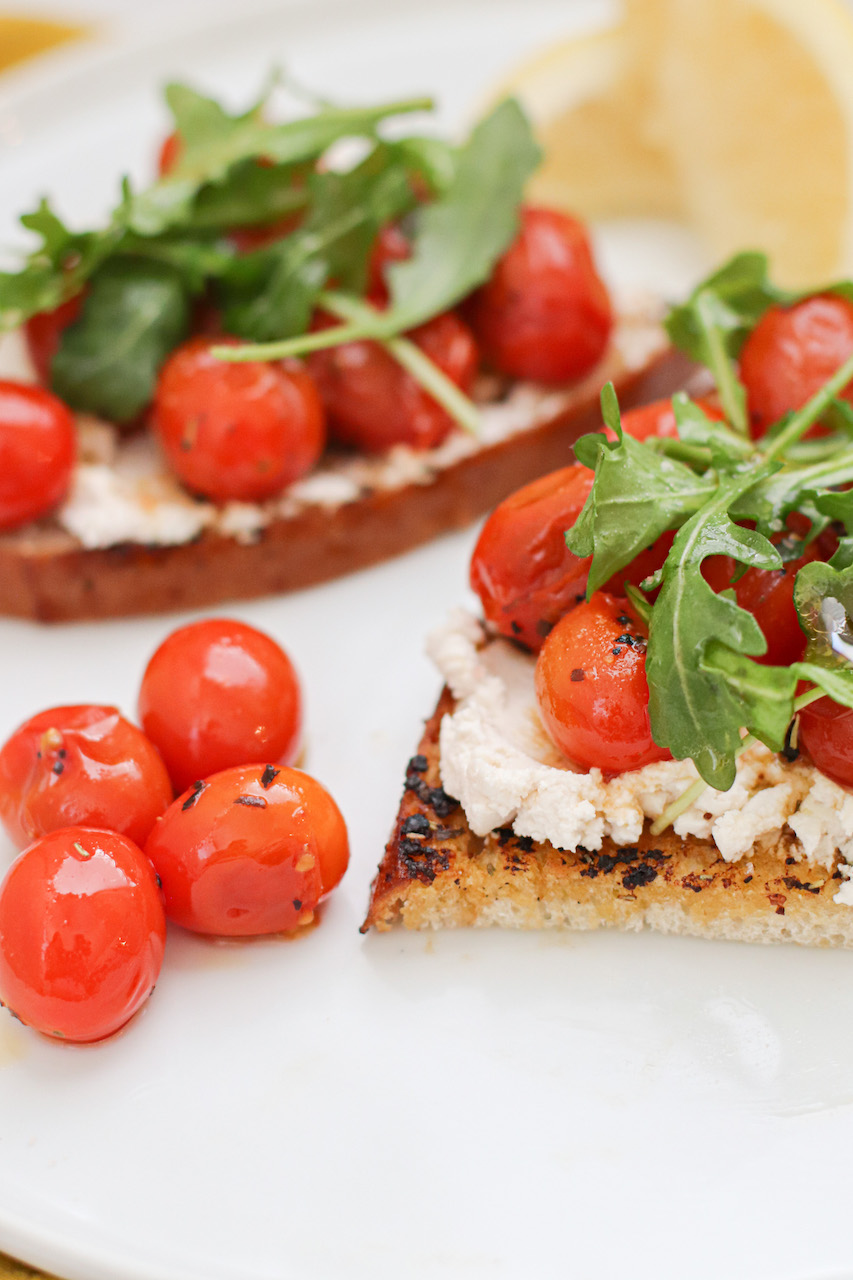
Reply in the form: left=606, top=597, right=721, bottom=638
left=383, top=98, right=539, bottom=330
left=645, top=468, right=783, bottom=788
left=186, top=159, right=308, bottom=230
left=665, top=253, right=790, bottom=434
left=126, top=85, right=433, bottom=237
left=0, top=201, right=117, bottom=329
left=217, top=145, right=416, bottom=340
left=567, top=385, right=717, bottom=594
left=671, top=393, right=754, bottom=466
left=700, top=642, right=797, bottom=751
left=50, top=257, right=190, bottom=422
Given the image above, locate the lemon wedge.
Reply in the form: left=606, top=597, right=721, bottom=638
left=496, top=0, right=853, bottom=287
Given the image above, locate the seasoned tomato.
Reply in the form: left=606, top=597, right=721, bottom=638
left=470, top=462, right=674, bottom=652
left=739, top=294, right=853, bottom=438
left=798, top=698, right=853, bottom=788
left=144, top=764, right=349, bottom=936
left=138, top=618, right=302, bottom=794
left=0, top=826, right=166, bottom=1042
left=308, top=309, right=478, bottom=452
left=535, top=593, right=670, bottom=773
left=467, top=206, right=612, bottom=383
left=470, top=464, right=595, bottom=651
left=702, top=523, right=832, bottom=667
left=24, top=294, right=83, bottom=385
left=153, top=337, right=325, bottom=501
left=0, top=705, right=173, bottom=850
left=0, top=381, right=76, bottom=530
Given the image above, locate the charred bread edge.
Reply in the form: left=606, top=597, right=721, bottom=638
left=362, top=688, right=853, bottom=947
left=0, top=347, right=692, bottom=622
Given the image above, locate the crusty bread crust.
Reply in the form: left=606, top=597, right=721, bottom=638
left=0, top=345, right=691, bottom=622
left=362, top=689, right=853, bottom=947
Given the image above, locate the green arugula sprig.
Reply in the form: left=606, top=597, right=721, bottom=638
left=569, top=253, right=853, bottom=806
left=0, top=79, right=536, bottom=426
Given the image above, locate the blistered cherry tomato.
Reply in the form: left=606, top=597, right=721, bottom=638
left=145, top=764, right=349, bottom=936
left=24, top=294, right=83, bottom=385
left=0, top=826, right=166, bottom=1042
left=308, top=309, right=478, bottom=452
left=470, top=461, right=674, bottom=652
left=0, top=381, right=76, bottom=531
left=138, top=618, right=302, bottom=794
left=798, top=698, right=853, bottom=788
left=739, top=294, right=853, bottom=438
left=702, top=523, right=832, bottom=667
left=470, top=464, right=595, bottom=651
left=535, top=593, right=670, bottom=773
left=153, top=337, right=325, bottom=501
left=467, top=207, right=612, bottom=383
left=0, top=705, right=173, bottom=850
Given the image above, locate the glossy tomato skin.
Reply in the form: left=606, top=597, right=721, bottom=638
left=308, top=309, right=478, bottom=452
left=615, top=395, right=724, bottom=443
left=145, top=764, right=349, bottom=936
left=470, top=459, right=674, bottom=652
left=153, top=338, right=325, bottom=501
left=0, top=381, right=76, bottom=530
left=0, top=826, right=166, bottom=1042
left=739, top=294, right=853, bottom=438
left=798, top=699, right=853, bottom=788
left=470, top=464, right=595, bottom=651
left=24, top=294, right=83, bottom=385
left=535, top=593, right=670, bottom=773
left=467, top=207, right=612, bottom=383
left=0, top=705, right=173, bottom=850
left=138, top=618, right=302, bottom=794
left=702, top=524, right=831, bottom=667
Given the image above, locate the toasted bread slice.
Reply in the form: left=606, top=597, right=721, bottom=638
left=362, top=689, right=853, bottom=947
left=0, top=315, right=690, bottom=622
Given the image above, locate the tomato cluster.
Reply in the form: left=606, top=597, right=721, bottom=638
left=0, top=618, right=348, bottom=1043
left=5, top=198, right=614, bottom=528
left=470, top=367, right=850, bottom=777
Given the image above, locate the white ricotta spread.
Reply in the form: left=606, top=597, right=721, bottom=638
left=0, top=305, right=667, bottom=550
left=428, top=610, right=853, bottom=900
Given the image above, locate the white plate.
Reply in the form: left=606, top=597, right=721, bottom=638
left=0, top=4, right=850, bottom=1279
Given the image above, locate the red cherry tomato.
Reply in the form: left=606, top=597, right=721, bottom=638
left=153, top=337, right=325, bottom=501
left=24, top=294, right=83, bottom=385
left=145, top=764, right=349, bottom=936
left=702, top=524, right=831, bottom=667
left=308, top=309, right=478, bottom=452
left=138, top=618, right=303, bottom=795
left=0, top=381, right=76, bottom=531
left=798, top=698, right=853, bottom=788
left=470, top=464, right=595, bottom=651
left=0, top=705, right=173, bottom=850
left=0, top=826, right=166, bottom=1042
left=739, top=294, right=853, bottom=438
left=615, top=395, right=724, bottom=442
left=470, top=460, right=674, bottom=652
left=366, top=223, right=411, bottom=303
left=535, top=593, right=670, bottom=773
left=467, top=206, right=612, bottom=383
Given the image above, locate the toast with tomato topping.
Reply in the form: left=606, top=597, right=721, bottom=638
left=0, top=313, right=688, bottom=622
left=362, top=688, right=853, bottom=947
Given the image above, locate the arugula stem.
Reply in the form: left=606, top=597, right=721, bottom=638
left=764, top=348, right=853, bottom=460
left=321, top=291, right=480, bottom=435
left=649, top=684, right=826, bottom=836
left=213, top=290, right=481, bottom=435
left=694, top=290, right=748, bottom=436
